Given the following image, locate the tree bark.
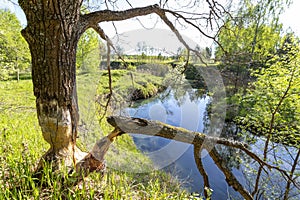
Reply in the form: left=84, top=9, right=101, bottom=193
left=17, top=1, right=184, bottom=172
left=19, top=0, right=86, bottom=169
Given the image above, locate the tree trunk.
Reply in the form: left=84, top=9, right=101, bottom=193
left=19, top=0, right=86, bottom=170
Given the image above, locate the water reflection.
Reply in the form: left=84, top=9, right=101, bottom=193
left=126, top=87, right=243, bottom=199
left=123, top=86, right=299, bottom=199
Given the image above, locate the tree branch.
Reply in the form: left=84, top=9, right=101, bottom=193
left=194, top=145, right=210, bottom=198
left=107, top=115, right=253, bottom=199
left=80, top=4, right=160, bottom=30
left=107, top=116, right=250, bottom=148
left=106, top=116, right=292, bottom=185
left=284, top=148, right=300, bottom=200
left=80, top=3, right=223, bottom=62
left=208, top=147, right=253, bottom=200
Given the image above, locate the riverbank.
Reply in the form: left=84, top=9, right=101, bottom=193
left=0, top=70, right=199, bottom=199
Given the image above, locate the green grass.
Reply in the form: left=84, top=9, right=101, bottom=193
left=0, top=72, right=202, bottom=199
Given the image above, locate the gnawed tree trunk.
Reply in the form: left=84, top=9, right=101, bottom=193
left=19, top=0, right=86, bottom=170
left=18, top=0, right=167, bottom=171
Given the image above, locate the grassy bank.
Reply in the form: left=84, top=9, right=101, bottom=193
left=0, top=71, right=200, bottom=199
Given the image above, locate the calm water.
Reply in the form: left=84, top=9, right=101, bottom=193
left=125, top=87, right=300, bottom=199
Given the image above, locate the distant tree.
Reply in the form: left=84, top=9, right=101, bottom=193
left=114, top=45, right=124, bottom=55
left=192, top=44, right=201, bottom=62
left=192, top=45, right=212, bottom=62
left=0, top=9, right=30, bottom=80
left=176, top=46, right=183, bottom=60
left=157, top=52, right=162, bottom=60
left=76, top=28, right=101, bottom=73
left=205, top=47, right=212, bottom=59
left=136, top=41, right=147, bottom=54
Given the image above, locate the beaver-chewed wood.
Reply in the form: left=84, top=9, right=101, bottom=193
left=107, top=115, right=249, bottom=148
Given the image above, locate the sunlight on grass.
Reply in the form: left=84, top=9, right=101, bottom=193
left=0, top=74, right=202, bottom=199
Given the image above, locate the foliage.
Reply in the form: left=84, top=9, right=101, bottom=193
left=0, top=9, right=30, bottom=80
left=184, top=64, right=206, bottom=89
left=236, top=34, right=300, bottom=146
left=76, top=28, right=103, bottom=73
left=216, top=22, right=281, bottom=66
left=215, top=0, right=289, bottom=94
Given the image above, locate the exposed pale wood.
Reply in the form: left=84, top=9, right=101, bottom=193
left=107, top=115, right=250, bottom=148
left=75, top=129, right=121, bottom=175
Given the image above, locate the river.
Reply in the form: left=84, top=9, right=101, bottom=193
left=124, top=87, right=300, bottom=199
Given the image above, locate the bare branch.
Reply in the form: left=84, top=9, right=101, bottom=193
left=164, top=9, right=226, bottom=53
left=91, top=24, right=112, bottom=121
left=80, top=4, right=160, bottom=30
left=106, top=115, right=255, bottom=199
left=208, top=147, right=253, bottom=200
left=194, top=145, right=210, bottom=198
left=283, top=148, right=300, bottom=199
left=78, top=3, right=228, bottom=66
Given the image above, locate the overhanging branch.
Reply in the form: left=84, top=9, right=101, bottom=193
left=106, top=116, right=292, bottom=185
left=80, top=4, right=160, bottom=30
left=107, top=116, right=250, bottom=148
left=79, top=3, right=224, bottom=60
left=76, top=116, right=297, bottom=198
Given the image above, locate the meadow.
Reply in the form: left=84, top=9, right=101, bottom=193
left=0, top=71, right=202, bottom=199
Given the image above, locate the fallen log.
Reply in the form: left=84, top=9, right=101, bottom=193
left=107, top=115, right=253, bottom=199
left=106, top=116, right=288, bottom=174
left=76, top=116, right=292, bottom=199
left=107, top=115, right=249, bottom=149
